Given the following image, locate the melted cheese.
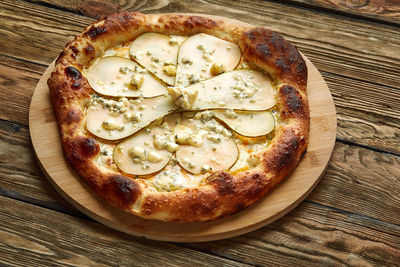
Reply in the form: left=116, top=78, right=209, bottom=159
left=83, top=33, right=280, bottom=192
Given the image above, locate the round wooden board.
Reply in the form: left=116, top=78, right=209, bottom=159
left=29, top=15, right=336, bottom=242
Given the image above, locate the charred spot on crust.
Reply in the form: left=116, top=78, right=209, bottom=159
left=65, top=109, right=82, bottom=124
left=108, top=175, right=140, bottom=205
left=256, top=44, right=271, bottom=58
left=71, top=82, right=82, bottom=89
left=71, top=46, right=79, bottom=55
left=67, top=137, right=99, bottom=163
left=275, top=58, right=288, bottom=72
left=281, top=85, right=303, bottom=112
left=79, top=137, right=99, bottom=157
left=264, top=132, right=301, bottom=173
left=86, top=25, right=107, bottom=39
left=65, top=66, right=82, bottom=80
left=84, top=45, right=95, bottom=56
left=209, top=172, right=235, bottom=195
left=247, top=173, right=265, bottom=195
left=56, top=51, right=66, bottom=65
left=243, top=28, right=307, bottom=88
left=183, top=16, right=218, bottom=29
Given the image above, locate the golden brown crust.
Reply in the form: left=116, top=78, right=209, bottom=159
left=48, top=12, right=309, bottom=222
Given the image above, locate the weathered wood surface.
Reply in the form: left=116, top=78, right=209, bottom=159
left=287, top=0, right=400, bottom=25
left=1, top=0, right=399, bottom=154
left=0, top=0, right=399, bottom=265
left=26, top=0, right=400, bottom=25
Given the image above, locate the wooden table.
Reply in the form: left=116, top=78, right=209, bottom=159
left=1, top=0, right=399, bottom=265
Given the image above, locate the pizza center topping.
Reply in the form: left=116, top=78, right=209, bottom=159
left=83, top=32, right=278, bottom=189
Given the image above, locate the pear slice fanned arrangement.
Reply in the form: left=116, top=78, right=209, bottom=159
left=84, top=32, right=277, bottom=178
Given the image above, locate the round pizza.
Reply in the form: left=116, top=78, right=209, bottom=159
left=48, top=12, right=309, bottom=222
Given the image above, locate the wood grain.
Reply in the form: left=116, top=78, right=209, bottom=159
left=2, top=0, right=400, bottom=89
left=0, top=189, right=398, bottom=266
left=186, top=200, right=400, bottom=266
left=27, top=0, right=400, bottom=25
left=287, top=0, right=400, bottom=25
left=0, top=195, right=246, bottom=267
left=1, top=1, right=399, bottom=155
left=0, top=0, right=398, bottom=264
left=0, top=55, right=46, bottom=125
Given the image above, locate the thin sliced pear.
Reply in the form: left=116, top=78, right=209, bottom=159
left=86, top=95, right=177, bottom=140
left=175, top=119, right=239, bottom=174
left=189, top=69, right=276, bottom=111
left=129, top=33, right=185, bottom=85
left=162, top=112, right=181, bottom=129
left=214, top=110, right=275, bottom=137
left=175, top=33, right=241, bottom=87
left=114, top=126, right=171, bottom=176
left=86, top=56, right=167, bottom=97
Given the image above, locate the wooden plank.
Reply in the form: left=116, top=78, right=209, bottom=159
left=27, top=0, right=400, bottom=25
left=309, top=142, right=400, bottom=226
left=0, top=194, right=398, bottom=266
left=2, top=0, right=400, bottom=89
left=186, top=201, right=400, bottom=266
left=324, top=71, right=400, bottom=121
left=0, top=0, right=94, bottom=66
left=285, top=0, right=400, bottom=25
left=0, top=56, right=46, bottom=125
left=0, top=195, right=247, bottom=267
left=336, top=106, right=400, bottom=155
left=0, top=119, right=77, bottom=211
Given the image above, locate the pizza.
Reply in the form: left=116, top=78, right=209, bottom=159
left=48, top=12, right=309, bottom=222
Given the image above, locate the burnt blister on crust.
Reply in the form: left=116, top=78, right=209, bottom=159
left=66, top=136, right=99, bottom=163
left=103, top=175, right=141, bottom=208
left=65, top=66, right=82, bottom=80
left=242, top=28, right=307, bottom=89
left=279, top=84, right=309, bottom=120
left=183, top=16, right=218, bottom=29
left=65, top=109, right=82, bottom=124
left=208, top=172, right=236, bottom=195
left=86, top=25, right=108, bottom=39
left=263, top=130, right=304, bottom=176
left=84, top=45, right=95, bottom=56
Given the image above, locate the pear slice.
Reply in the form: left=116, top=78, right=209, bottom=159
left=129, top=33, right=185, bottom=85
left=86, top=56, right=167, bottom=97
left=86, top=95, right=177, bottom=140
left=175, top=33, right=241, bottom=87
left=114, top=126, right=171, bottom=176
left=188, top=69, right=276, bottom=111
left=214, top=110, right=275, bottom=137
left=175, top=118, right=239, bottom=175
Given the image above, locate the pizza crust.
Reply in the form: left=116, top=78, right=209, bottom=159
left=48, top=12, right=309, bottom=222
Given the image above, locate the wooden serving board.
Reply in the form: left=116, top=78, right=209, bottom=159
left=29, top=16, right=336, bottom=242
